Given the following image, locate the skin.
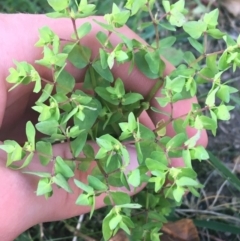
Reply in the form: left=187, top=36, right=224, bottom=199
left=0, top=14, right=208, bottom=241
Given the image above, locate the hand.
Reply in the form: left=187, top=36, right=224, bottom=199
left=0, top=14, right=207, bottom=241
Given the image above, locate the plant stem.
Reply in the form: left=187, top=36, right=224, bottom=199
left=146, top=77, right=164, bottom=102
left=189, top=49, right=225, bottom=68
left=71, top=18, right=80, bottom=41
left=135, top=77, right=164, bottom=117
left=154, top=105, right=211, bottom=133
left=147, top=2, right=160, bottom=49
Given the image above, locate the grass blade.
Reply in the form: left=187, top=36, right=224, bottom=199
left=194, top=219, right=240, bottom=234
left=208, top=151, right=240, bottom=192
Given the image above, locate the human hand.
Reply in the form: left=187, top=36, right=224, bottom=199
left=0, top=14, right=207, bottom=241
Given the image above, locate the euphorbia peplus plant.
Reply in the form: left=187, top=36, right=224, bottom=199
left=1, top=0, right=239, bottom=240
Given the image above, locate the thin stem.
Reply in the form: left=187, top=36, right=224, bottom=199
left=189, top=49, right=225, bottom=68
left=59, top=38, right=76, bottom=43
left=135, top=77, right=164, bottom=117
left=146, top=77, right=164, bottom=102
left=147, top=2, right=160, bottom=49
left=41, top=77, right=54, bottom=84
left=71, top=18, right=80, bottom=41
left=71, top=16, right=91, bottom=63
left=95, top=160, right=115, bottom=206
left=169, top=91, right=174, bottom=121
left=154, top=105, right=211, bottom=133
left=58, top=125, right=75, bottom=159
left=158, top=12, right=168, bottom=23
left=204, top=32, right=208, bottom=54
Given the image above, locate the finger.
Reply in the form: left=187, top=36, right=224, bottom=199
left=0, top=73, right=7, bottom=127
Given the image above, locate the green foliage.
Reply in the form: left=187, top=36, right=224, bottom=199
left=2, top=0, right=240, bottom=240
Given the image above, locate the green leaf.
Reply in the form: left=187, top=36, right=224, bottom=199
left=146, top=158, right=168, bottom=173
left=47, top=0, right=69, bottom=11
left=37, top=83, right=54, bottom=103
left=63, top=44, right=91, bottom=69
left=70, top=130, right=88, bottom=157
left=184, top=130, right=201, bottom=149
left=5, top=141, right=25, bottom=166
left=172, top=186, right=185, bottom=202
left=36, top=141, right=52, bottom=165
left=36, top=178, right=52, bottom=196
left=145, top=51, right=160, bottom=75
left=53, top=173, right=73, bottom=193
left=26, top=121, right=35, bottom=148
left=115, top=50, right=129, bottom=63
left=83, top=144, right=95, bottom=159
left=159, top=22, right=176, bottom=31
left=183, top=21, right=207, bottom=39
left=168, top=9, right=186, bottom=27
left=96, top=31, right=112, bottom=47
left=117, top=203, right=142, bottom=209
left=199, top=115, right=217, bottom=130
left=74, top=179, right=94, bottom=193
left=203, top=9, right=219, bottom=28
left=102, top=212, right=114, bottom=241
left=217, top=85, right=238, bottom=103
left=134, top=50, right=159, bottom=79
left=149, top=176, right=166, bottom=192
left=218, top=51, right=229, bottom=71
left=176, top=177, right=199, bottom=187
left=46, top=12, right=69, bottom=19
left=166, top=133, right=187, bottom=151
left=109, top=215, right=122, bottom=230
left=87, top=175, right=107, bottom=191
left=120, top=172, right=130, bottom=191
left=215, top=105, right=230, bottom=120
left=78, top=0, right=96, bottom=15
left=207, top=29, right=225, bottom=39
left=56, top=69, right=75, bottom=94
left=0, top=144, right=15, bottom=153
left=205, top=87, right=219, bottom=107
left=16, top=152, right=34, bottom=169
left=122, top=93, right=143, bottom=105
left=173, top=119, right=186, bottom=134
left=55, top=156, right=74, bottom=178
left=188, top=37, right=204, bottom=54
left=206, top=54, right=218, bottom=73
left=110, top=191, right=131, bottom=205
left=36, top=120, right=59, bottom=135
left=125, top=0, right=146, bottom=15
left=162, top=0, right=170, bottom=12
left=190, top=146, right=209, bottom=161
left=23, top=171, right=51, bottom=178
left=156, top=96, right=171, bottom=107
left=76, top=193, right=91, bottom=205
left=92, top=60, right=114, bottom=82
left=128, top=169, right=140, bottom=187
left=95, top=87, right=119, bottom=105
left=158, top=36, right=176, bottom=50
left=182, top=149, right=192, bottom=168
left=99, top=48, right=108, bottom=69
